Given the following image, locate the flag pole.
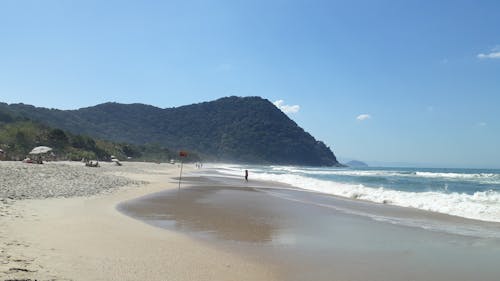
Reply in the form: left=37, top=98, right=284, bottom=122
left=178, top=159, right=183, bottom=191
left=178, top=151, right=187, bottom=191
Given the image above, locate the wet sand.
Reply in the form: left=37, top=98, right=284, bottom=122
left=119, top=173, right=500, bottom=281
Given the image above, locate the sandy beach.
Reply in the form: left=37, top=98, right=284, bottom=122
left=3, top=161, right=500, bottom=281
left=0, top=162, right=278, bottom=281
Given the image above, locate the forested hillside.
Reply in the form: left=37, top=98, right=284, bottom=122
left=1, top=97, right=340, bottom=166
left=0, top=107, right=196, bottom=162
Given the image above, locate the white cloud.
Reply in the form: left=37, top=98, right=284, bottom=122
left=478, top=122, right=487, bottom=127
left=477, top=47, right=500, bottom=59
left=273, top=100, right=300, bottom=114
left=356, top=114, right=371, bottom=121
left=478, top=52, right=500, bottom=59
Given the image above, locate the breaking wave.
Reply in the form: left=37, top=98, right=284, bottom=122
left=211, top=164, right=500, bottom=222
left=254, top=172, right=500, bottom=222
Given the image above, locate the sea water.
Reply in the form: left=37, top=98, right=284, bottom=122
left=210, top=164, right=500, bottom=223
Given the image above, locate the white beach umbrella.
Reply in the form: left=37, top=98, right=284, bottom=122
left=29, top=146, right=53, bottom=155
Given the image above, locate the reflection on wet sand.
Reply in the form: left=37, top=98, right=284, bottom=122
left=120, top=184, right=280, bottom=243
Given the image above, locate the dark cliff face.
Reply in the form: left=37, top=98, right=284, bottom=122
left=1, top=96, right=340, bottom=166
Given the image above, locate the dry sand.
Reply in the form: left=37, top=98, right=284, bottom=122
left=0, top=162, right=278, bottom=281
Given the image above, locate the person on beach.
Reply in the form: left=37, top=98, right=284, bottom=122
left=245, top=169, right=248, bottom=182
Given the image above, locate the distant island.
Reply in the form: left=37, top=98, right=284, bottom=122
left=0, top=96, right=341, bottom=166
left=346, top=160, right=368, bottom=167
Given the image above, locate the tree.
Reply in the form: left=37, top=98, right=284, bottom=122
left=48, top=129, right=69, bottom=148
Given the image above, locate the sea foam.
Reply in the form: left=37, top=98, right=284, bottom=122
left=212, top=164, right=500, bottom=223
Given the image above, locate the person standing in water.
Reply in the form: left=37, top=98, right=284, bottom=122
left=245, top=169, right=248, bottom=182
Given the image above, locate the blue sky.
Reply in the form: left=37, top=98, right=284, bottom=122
left=1, top=0, right=499, bottom=168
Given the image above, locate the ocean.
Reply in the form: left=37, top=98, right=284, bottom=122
left=210, top=164, right=500, bottom=223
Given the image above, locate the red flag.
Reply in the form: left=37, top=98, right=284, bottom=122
left=179, top=151, right=188, bottom=157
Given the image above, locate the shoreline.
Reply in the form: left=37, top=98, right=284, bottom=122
left=120, top=169, right=500, bottom=281
left=3, top=161, right=500, bottom=280
left=1, top=162, right=279, bottom=281
left=210, top=164, right=500, bottom=223
left=187, top=169, right=500, bottom=235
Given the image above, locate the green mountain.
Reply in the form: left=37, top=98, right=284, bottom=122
left=1, top=96, right=340, bottom=166
left=0, top=106, right=195, bottom=162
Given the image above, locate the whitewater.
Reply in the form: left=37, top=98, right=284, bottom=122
left=210, top=164, right=500, bottom=223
